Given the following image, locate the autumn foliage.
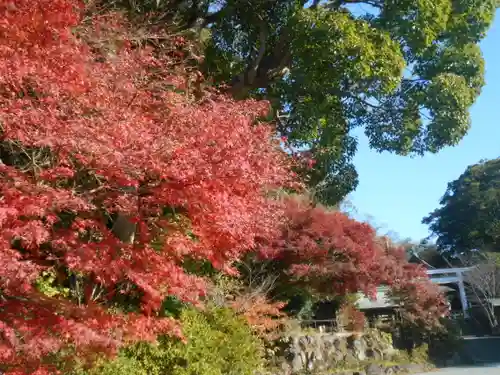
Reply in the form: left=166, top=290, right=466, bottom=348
left=338, top=301, right=366, bottom=332
left=231, top=294, right=287, bottom=340
left=0, top=1, right=450, bottom=373
left=256, top=196, right=448, bottom=328
left=0, top=0, right=293, bottom=372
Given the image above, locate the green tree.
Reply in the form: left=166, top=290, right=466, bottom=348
left=202, top=0, right=496, bottom=204
left=423, top=157, right=500, bottom=254
left=407, top=240, right=453, bottom=268
left=81, top=306, right=264, bottom=375
left=99, top=0, right=497, bottom=205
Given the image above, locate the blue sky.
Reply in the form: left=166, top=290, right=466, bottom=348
left=348, top=10, right=500, bottom=242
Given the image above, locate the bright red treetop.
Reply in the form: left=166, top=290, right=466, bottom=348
left=258, top=196, right=448, bottom=328
left=257, top=196, right=382, bottom=295
left=0, top=1, right=294, bottom=372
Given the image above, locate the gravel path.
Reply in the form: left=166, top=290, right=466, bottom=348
left=417, top=364, right=500, bottom=374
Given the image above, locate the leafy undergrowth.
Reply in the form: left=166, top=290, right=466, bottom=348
left=62, top=306, right=264, bottom=375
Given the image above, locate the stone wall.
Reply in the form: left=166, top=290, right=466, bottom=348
left=273, top=330, right=430, bottom=374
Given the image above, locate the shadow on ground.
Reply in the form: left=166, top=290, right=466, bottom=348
left=456, top=336, right=500, bottom=366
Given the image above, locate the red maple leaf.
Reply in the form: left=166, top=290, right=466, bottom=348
left=0, top=1, right=298, bottom=372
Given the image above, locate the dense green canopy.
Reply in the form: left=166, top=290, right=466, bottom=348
left=423, top=157, right=500, bottom=254
left=103, top=0, right=497, bottom=205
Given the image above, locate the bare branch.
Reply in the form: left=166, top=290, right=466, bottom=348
left=459, top=253, right=500, bottom=329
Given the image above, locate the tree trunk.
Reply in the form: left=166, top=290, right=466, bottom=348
left=112, top=213, right=137, bottom=244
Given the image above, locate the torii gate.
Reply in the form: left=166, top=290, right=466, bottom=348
left=426, top=267, right=473, bottom=318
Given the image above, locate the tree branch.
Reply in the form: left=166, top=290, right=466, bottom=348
left=309, top=0, right=322, bottom=9
left=202, top=8, right=224, bottom=27
left=328, top=0, right=383, bottom=9
left=232, top=17, right=269, bottom=86
left=229, top=25, right=293, bottom=97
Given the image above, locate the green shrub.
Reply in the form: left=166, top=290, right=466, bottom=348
left=87, top=306, right=265, bottom=375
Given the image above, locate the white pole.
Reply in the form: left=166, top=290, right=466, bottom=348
left=457, top=271, right=469, bottom=318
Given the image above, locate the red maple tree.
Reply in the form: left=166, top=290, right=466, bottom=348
left=0, top=1, right=295, bottom=372
left=373, top=237, right=449, bottom=328
left=257, top=196, right=383, bottom=296
left=257, top=196, right=448, bottom=328
left=231, top=294, right=287, bottom=340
